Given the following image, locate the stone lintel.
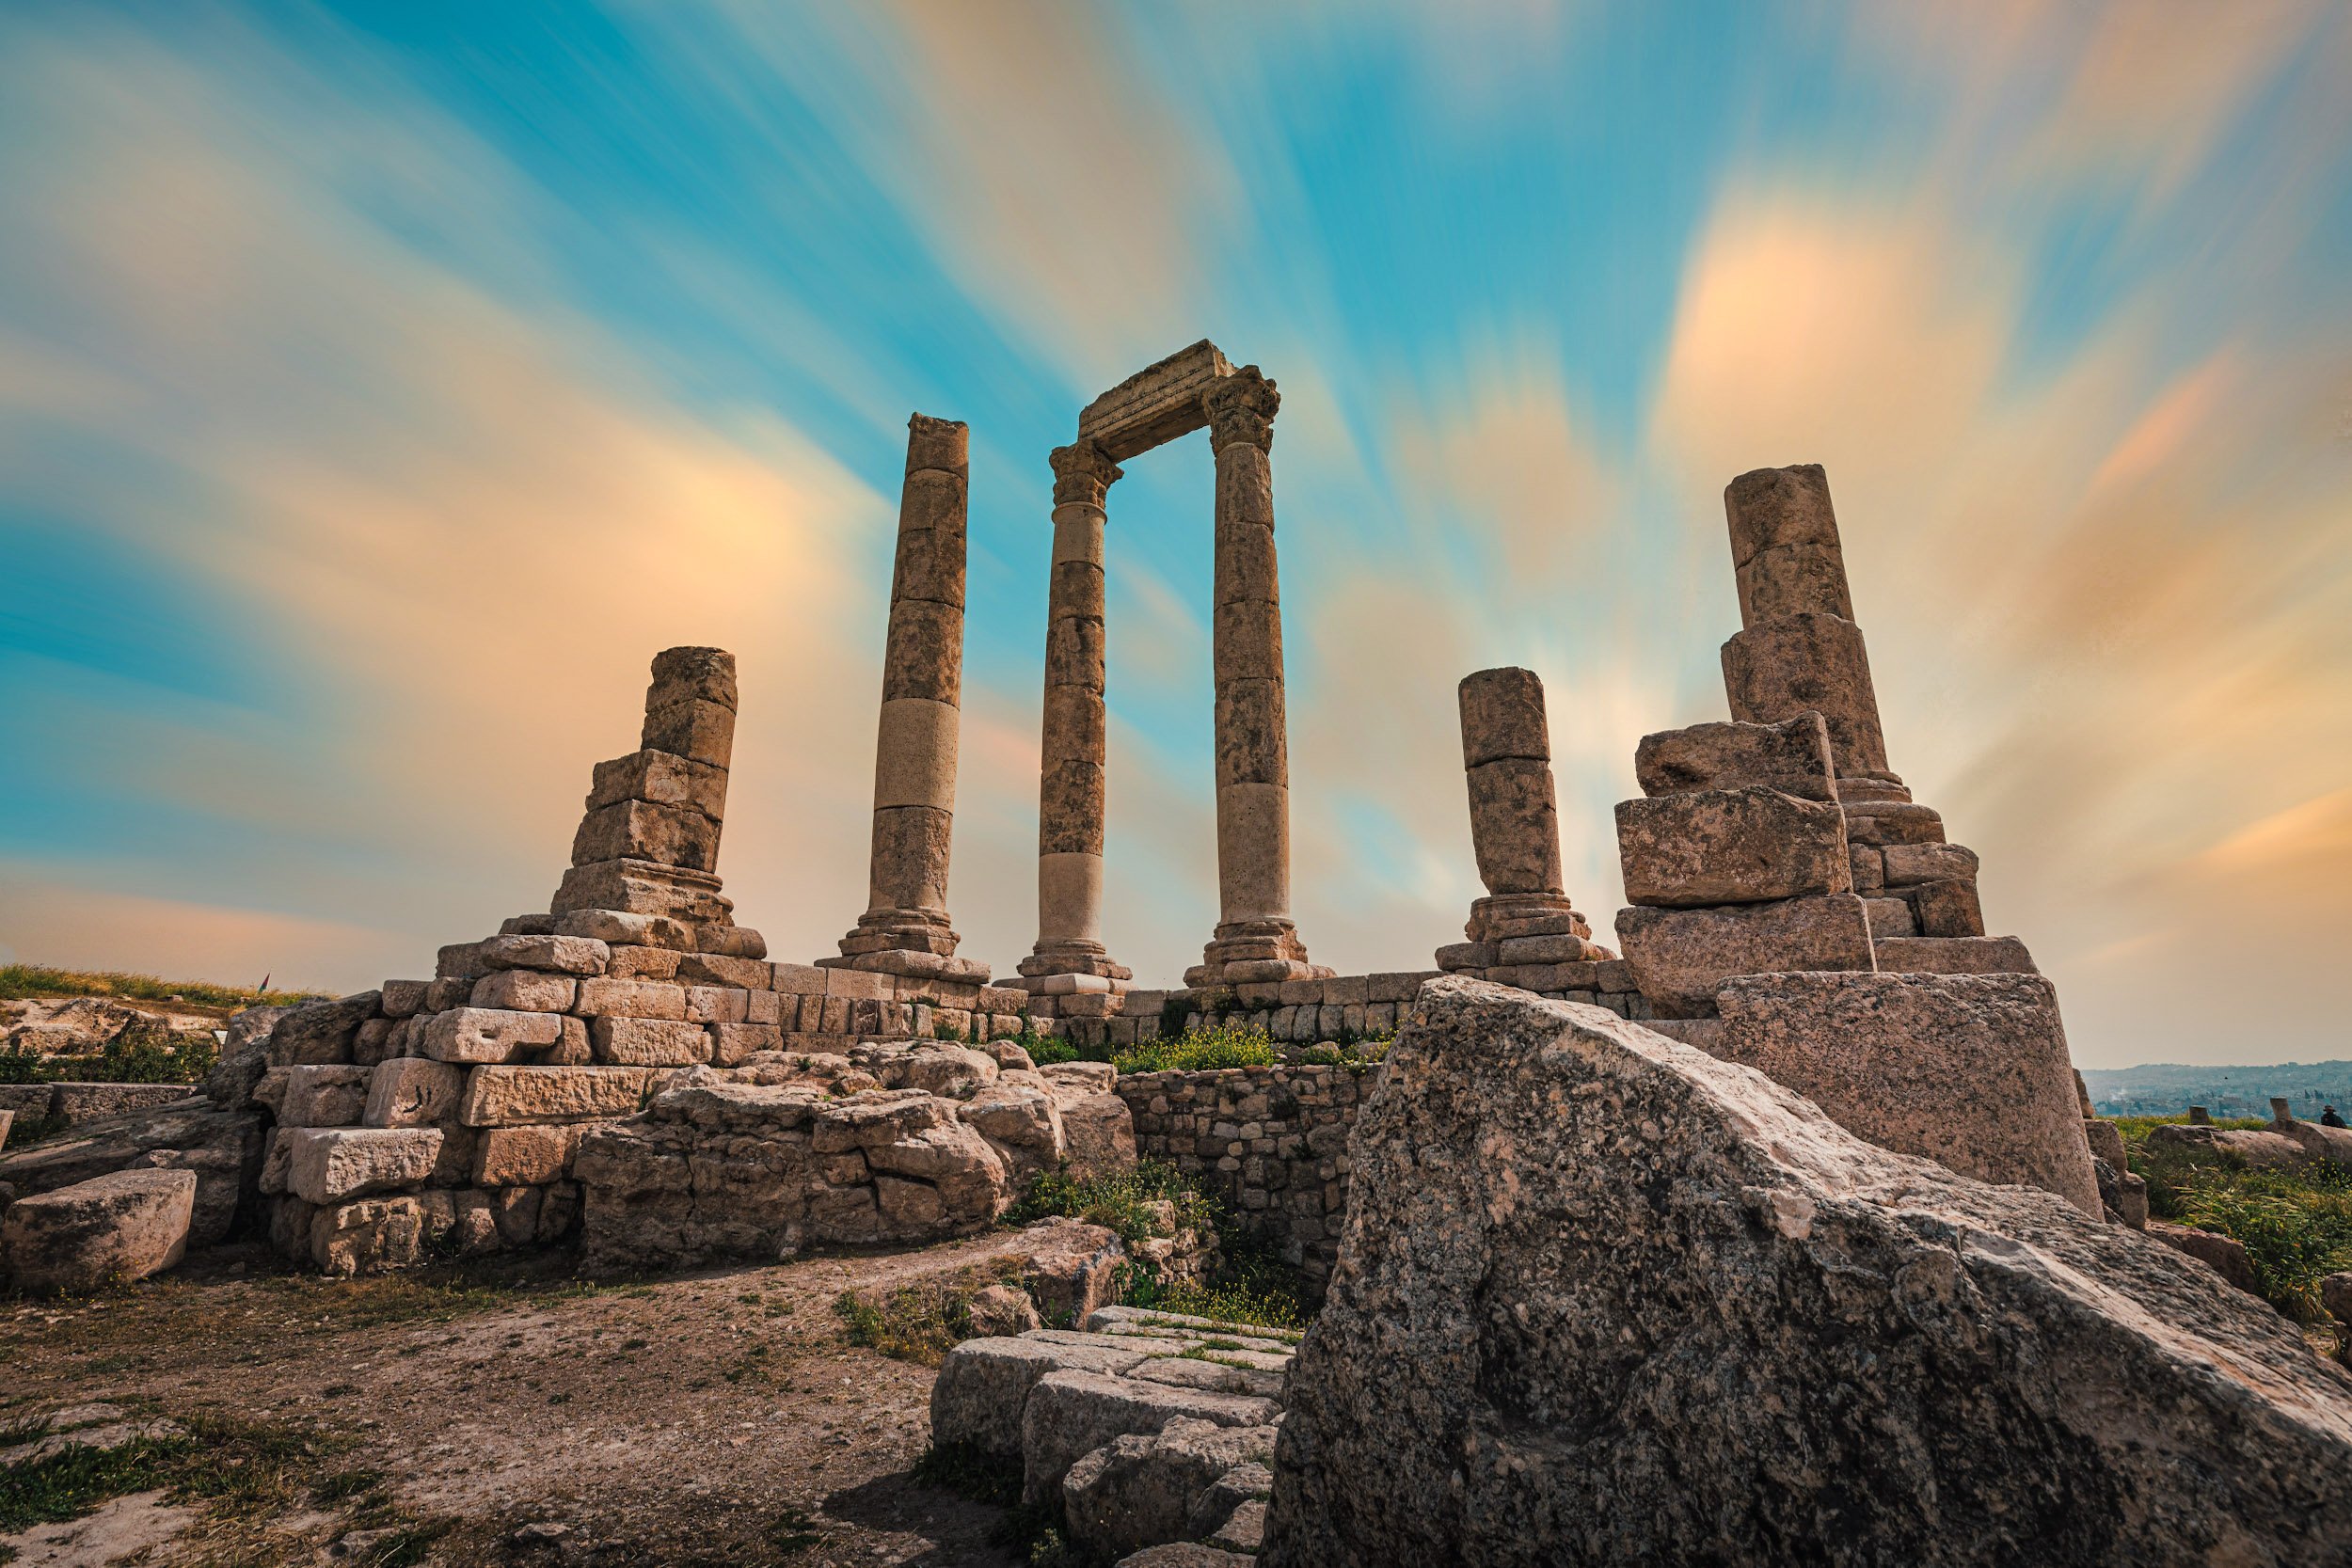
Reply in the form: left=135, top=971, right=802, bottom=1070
left=1076, top=340, right=1236, bottom=462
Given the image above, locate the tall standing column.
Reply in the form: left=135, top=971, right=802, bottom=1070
left=1187, top=367, right=1326, bottom=987
left=830, top=413, right=988, bottom=981
left=1016, top=440, right=1132, bottom=991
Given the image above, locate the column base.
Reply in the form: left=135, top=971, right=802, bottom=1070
left=1013, top=942, right=1132, bottom=991
left=835, top=906, right=961, bottom=959
left=818, top=949, right=991, bottom=982
left=1186, top=919, right=1332, bottom=988
left=1464, top=893, right=1592, bottom=944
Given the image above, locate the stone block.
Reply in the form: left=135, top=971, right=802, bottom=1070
left=1869, top=936, right=2038, bottom=976
left=1616, top=894, right=1874, bottom=1016
left=1883, top=842, right=1979, bottom=887
left=712, top=1022, right=784, bottom=1065
left=646, top=644, right=738, bottom=712
left=1713, top=972, right=2100, bottom=1213
left=1457, top=667, right=1549, bottom=768
left=640, top=697, right=735, bottom=768
left=1633, top=712, right=1836, bottom=801
left=1062, top=1417, right=1279, bottom=1562
left=309, top=1196, right=425, bottom=1277
left=1842, top=800, right=1946, bottom=847
left=1466, top=758, right=1565, bottom=896
left=1863, top=897, right=1917, bottom=938
left=266, top=995, right=377, bottom=1066
left=1913, top=878, right=1987, bottom=938
left=677, top=953, right=772, bottom=990
left=1721, top=611, right=1888, bottom=776
left=1724, top=462, right=1841, bottom=565
left=1615, top=787, right=1851, bottom=907
left=574, top=978, right=689, bottom=1021
left=604, top=943, right=684, bottom=980
left=473, top=1125, right=585, bottom=1187
left=469, top=968, right=578, bottom=1013
left=421, top=1007, right=565, bottom=1065
left=1021, top=1370, right=1279, bottom=1505
left=589, top=749, right=728, bottom=820
left=362, top=1059, right=467, bottom=1129
left=571, top=799, right=722, bottom=873
left=284, top=1128, right=443, bottom=1206
left=352, top=1018, right=401, bottom=1068
left=478, top=934, right=611, bottom=975
left=379, top=980, right=431, bottom=1019
left=459, top=1066, right=654, bottom=1127
left=1, top=1169, right=195, bottom=1293
left=590, top=1017, right=712, bottom=1067
left=276, top=1065, right=373, bottom=1129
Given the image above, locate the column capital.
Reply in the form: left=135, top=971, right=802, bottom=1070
left=1049, top=440, right=1123, bottom=508
left=1203, top=365, right=1280, bottom=453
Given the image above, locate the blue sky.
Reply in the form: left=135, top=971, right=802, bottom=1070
left=3, top=1, right=2349, bottom=1066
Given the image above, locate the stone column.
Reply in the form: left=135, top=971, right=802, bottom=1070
left=1188, top=367, right=1325, bottom=987
left=550, top=645, right=752, bottom=948
left=1717, top=464, right=1900, bottom=796
left=833, top=414, right=985, bottom=979
left=1016, top=439, right=1131, bottom=991
left=1436, top=668, right=1600, bottom=973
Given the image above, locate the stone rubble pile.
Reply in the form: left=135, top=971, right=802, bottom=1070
left=932, top=1303, right=1293, bottom=1563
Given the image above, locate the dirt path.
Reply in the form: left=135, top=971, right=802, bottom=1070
left=2, top=1239, right=1031, bottom=1567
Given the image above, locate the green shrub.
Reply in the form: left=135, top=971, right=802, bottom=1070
left=1006, top=1160, right=1216, bottom=1248
left=2122, top=1119, right=2352, bottom=1323
left=0, top=1021, right=217, bottom=1086
left=1112, top=1024, right=1278, bottom=1075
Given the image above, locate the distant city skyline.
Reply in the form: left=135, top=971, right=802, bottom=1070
left=3, top=2, right=2348, bottom=1067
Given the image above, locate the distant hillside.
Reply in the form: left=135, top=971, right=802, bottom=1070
left=2080, top=1061, right=2352, bottom=1119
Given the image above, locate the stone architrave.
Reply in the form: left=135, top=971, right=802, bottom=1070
left=832, top=413, right=987, bottom=983
left=1018, top=342, right=1324, bottom=991
left=1017, top=438, right=1132, bottom=992
left=1439, top=669, right=1603, bottom=973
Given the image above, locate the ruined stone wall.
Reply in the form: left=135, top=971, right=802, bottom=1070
left=1116, top=1063, right=1367, bottom=1296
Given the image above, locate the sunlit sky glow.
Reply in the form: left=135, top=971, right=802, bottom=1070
left=4, top=1, right=2349, bottom=1067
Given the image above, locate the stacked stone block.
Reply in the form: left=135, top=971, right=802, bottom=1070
left=1713, top=464, right=1994, bottom=950
left=1118, top=1064, right=1364, bottom=1296
left=832, top=413, right=988, bottom=986
left=1435, top=668, right=1613, bottom=984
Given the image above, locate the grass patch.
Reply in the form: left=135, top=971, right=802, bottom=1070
left=833, top=1275, right=995, bottom=1367
left=1005, top=1160, right=1216, bottom=1249
left=2124, top=1121, right=2352, bottom=1323
left=0, top=1412, right=346, bottom=1537
left=0, top=1020, right=217, bottom=1087
left=0, top=964, right=312, bottom=1012
left=1110, top=1024, right=1277, bottom=1075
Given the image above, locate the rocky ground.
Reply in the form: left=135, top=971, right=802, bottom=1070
left=1, top=1237, right=1033, bottom=1567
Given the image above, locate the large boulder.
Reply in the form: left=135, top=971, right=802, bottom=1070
left=0, top=1101, right=263, bottom=1247
left=1261, top=979, right=2352, bottom=1568
left=1, top=1168, right=197, bottom=1292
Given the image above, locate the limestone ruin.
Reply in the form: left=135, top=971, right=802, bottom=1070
left=7, top=359, right=2348, bottom=1566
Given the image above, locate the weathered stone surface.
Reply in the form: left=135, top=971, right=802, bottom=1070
left=571, top=798, right=721, bottom=873
left=1615, top=893, right=1874, bottom=1016
left=472, top=1125, right=586, bottom=1187
left=284, top=1128, right=443, bottom=1206
left=478, top=934, right=611, bottom=975
left=1260, top=979, right=2352, bottom=1568
left=1615, top=786, right=1851, bottom=907
left=2147, top=1220, right=2260, bottom=1294
left=1634, top=712, right=1836, bottom=801
left=1, top=1169, right=195, bottom=1292
left=1873, top=935, right=2038, bottom=975
left=646, top=645, right=738, bottom=712
left=639, top=697, right=735, bottom=769
left=930, top=1336, right=1153, bottom=1457
left=1078, top=340, right=1233, bottom=461
left=1712, top=973, right=2102, bottom=1214
left=458, top=1066, right=653, bottom=1127
left=1022, top=1370, right=1279, bottom=1505
left=1005, top=1217, right=1123, bottom=1325
left=1724, top=464, right=1853, bottom=624
left=1466, top=758, right=1565, bottom=896
left=421, top=1007, right=564, bottom=1065
left=968, top=1283, right=1043, bottom=1338
left=469, top=968, right=578, bottom=1014
left=1883, top=842, right=1979, bottom=886
left=1721, top=610, right=1888, bottom=776
left=266, top=994, right=377, bottom=1066
left=310, top=1196, right=425, bottom=1277
left=1458, top=668, right=1549, bottom=768
left=1912, top=877, right=1988, bottom=938
left=589, top=1016, right=712, bottom=1067
left=275, top=1065, right=373, bottom=1129
left=589, top=748, right=729, bottom=820
left=2145, top=1123, right=2311, bottom=1171
left=1055, top=1091, right=1138, bottom=1178
left=1114, top=1547, right=1253, bottom=1568
left=362, top=1058, right=466, bottom=1129
left=1063, top=1417, right=1280, bottom=1562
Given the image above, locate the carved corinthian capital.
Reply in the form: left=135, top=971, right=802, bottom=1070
left=1049, top=440, right=1123, bottom=509
left=1203, top=366, right=1280, bottom=453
